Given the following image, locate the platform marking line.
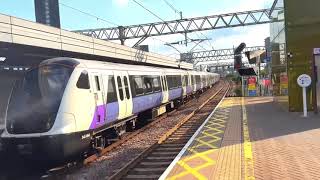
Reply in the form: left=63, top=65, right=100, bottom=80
left=242, top=97, right=255, bottom=180
left=169, top=150, right=217, bottom=180
left=159, top=94, right=229, bottom=180
left=166, top=106, right=230, bottom=180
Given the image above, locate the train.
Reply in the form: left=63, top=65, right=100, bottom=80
left=1, top=57, right=219, bottom=162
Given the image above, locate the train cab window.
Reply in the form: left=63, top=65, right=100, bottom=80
left=144, top=76, right=153, bottom=94
left=117, top=76, right=124, bottom=100
left=153, top=76, right=161, bottom=92
left=76, top=70, right=90, bottom=89
left=94, top=76, right=101, bottom=91
left=124, top=76, right=130, bottom=99
left=107, top=76, right=117, bottom=103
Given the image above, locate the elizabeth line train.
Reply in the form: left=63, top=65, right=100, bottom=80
left=1, top=57, right=219, bottom=161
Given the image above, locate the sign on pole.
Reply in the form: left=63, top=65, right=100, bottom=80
left=297, top=74, right=312, bottom=117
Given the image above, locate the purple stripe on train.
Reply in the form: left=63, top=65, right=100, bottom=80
left=89, top=102, right=119, bottom=129
left=132, top=92, right=162, bottom=114
left=169, top=88, right=182, bottom=101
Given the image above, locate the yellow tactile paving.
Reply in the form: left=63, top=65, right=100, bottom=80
left=211, top=98, right=242, bottom=180
left=166, top=98, right=241, bottom=180
left=242, top=97, right=255, bottom=180
left=164, top=96, right=320, bottom=180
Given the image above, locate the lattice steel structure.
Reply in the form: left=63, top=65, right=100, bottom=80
left=181, top=46, right=265, bottom=63
left=206, top=61, right=250, bottom=68
left=74, top=9, right=276, bottom=45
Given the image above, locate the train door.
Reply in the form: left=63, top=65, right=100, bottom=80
left=91, top=73, right=106, bottom=126
left=192, top=75, right=196, bottom=92
left=182, top=75, right=187, bottom=96
left=161, top=74, right=169, bottom=103
left=114, top=71, right=133, bottom=119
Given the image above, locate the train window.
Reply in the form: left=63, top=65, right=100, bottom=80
left=190, top=75, right=194, bottom=85
left=160, top=76, right=164, bottom=91
left=184, top=75, right=188, bottom=86
left=130, top=76, right=144, bottom=96
left=144, top=76, right=153, bottom=94
left=117, top=76, right=124, bottom=101
left=153, top=76, right=161, bottom=92
left=177, top=75, right=182, bottom=87
left=94, top=76, right=101, bottom=91
left=196, top=75, right=201, bottom=84
left=76, top=70, right=90, bottom=89
left=164, top=76, right=168, bottom=90
left=107, top=76, right=117, bottom=103
left=181, top=75, right=185, bottom=87
left=193, top=75, right=195, bottom=85
left=162, top=76, right=167, bottom=91
left=124, top=76, right=130, bottom=99
left=167, top=75, right=173, bottom=89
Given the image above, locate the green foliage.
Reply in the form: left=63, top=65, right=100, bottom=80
left=234, top=88, right=242, bottom=97
left=225, top=74, right=241, bottom=84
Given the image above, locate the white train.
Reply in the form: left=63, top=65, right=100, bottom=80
left=1, top=57, right=219, bottom=161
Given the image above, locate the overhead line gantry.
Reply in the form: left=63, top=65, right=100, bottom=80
left=74, top=9, right=277, bottom=46
left=184, top=46, right=266, bottom=63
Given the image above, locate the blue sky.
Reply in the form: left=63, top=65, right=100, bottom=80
left=0, top=0, right=274, bottom=61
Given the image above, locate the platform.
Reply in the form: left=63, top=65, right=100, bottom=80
left=160, top=97, right=320, bottom=180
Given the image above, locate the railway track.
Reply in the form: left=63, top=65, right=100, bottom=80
left=109, top=83, right=229, bottom=180
left=0, top=82, right=227, bottom=180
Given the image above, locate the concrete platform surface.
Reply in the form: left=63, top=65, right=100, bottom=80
left=160, top=97, right=320, bottom=180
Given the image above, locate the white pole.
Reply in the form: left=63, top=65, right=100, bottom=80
left=303, top=87, right=307, bottom=117
left=242, top=77, right=245, bottom=97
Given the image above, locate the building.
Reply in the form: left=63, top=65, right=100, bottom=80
left=270, top=0, right=320, bottom=111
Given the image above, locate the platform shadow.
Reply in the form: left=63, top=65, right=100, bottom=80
left=245, top=97, right=320, bottom=142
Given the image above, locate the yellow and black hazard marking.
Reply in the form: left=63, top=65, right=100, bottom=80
left=167, top=105, right=231, bottom=180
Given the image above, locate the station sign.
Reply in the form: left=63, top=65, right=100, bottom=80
left=297, top=74, right=311, bottom=88
left=313, top=48, right=320, bottom=55
left=297, top=74, right=312, bottom=117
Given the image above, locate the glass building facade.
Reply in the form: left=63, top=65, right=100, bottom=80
left=271, top=0, right=320, bottom=111
left=270, top=0, right=288, bottom=107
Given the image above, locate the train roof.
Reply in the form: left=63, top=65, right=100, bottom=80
left=41, top=57, right=218, bottom=75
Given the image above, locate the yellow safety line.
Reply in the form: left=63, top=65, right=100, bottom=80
left=166, top=105, right=230, bottom=180
left=242, top=97, right=255, bottom=180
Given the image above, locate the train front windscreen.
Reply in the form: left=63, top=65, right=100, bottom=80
left=6, top=64, right=73, bottom=134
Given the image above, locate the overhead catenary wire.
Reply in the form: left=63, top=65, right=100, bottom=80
left=132, top=0, right=208, bottom=51
left=165, top=1, right=214, bottom=50
left=59, top=2, right=119, bottom=27
left=160, top=0, right=211, bottom=51
left=132, top=0, right=166, bottom=22
left=162, top=0, right=179, bottom=13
